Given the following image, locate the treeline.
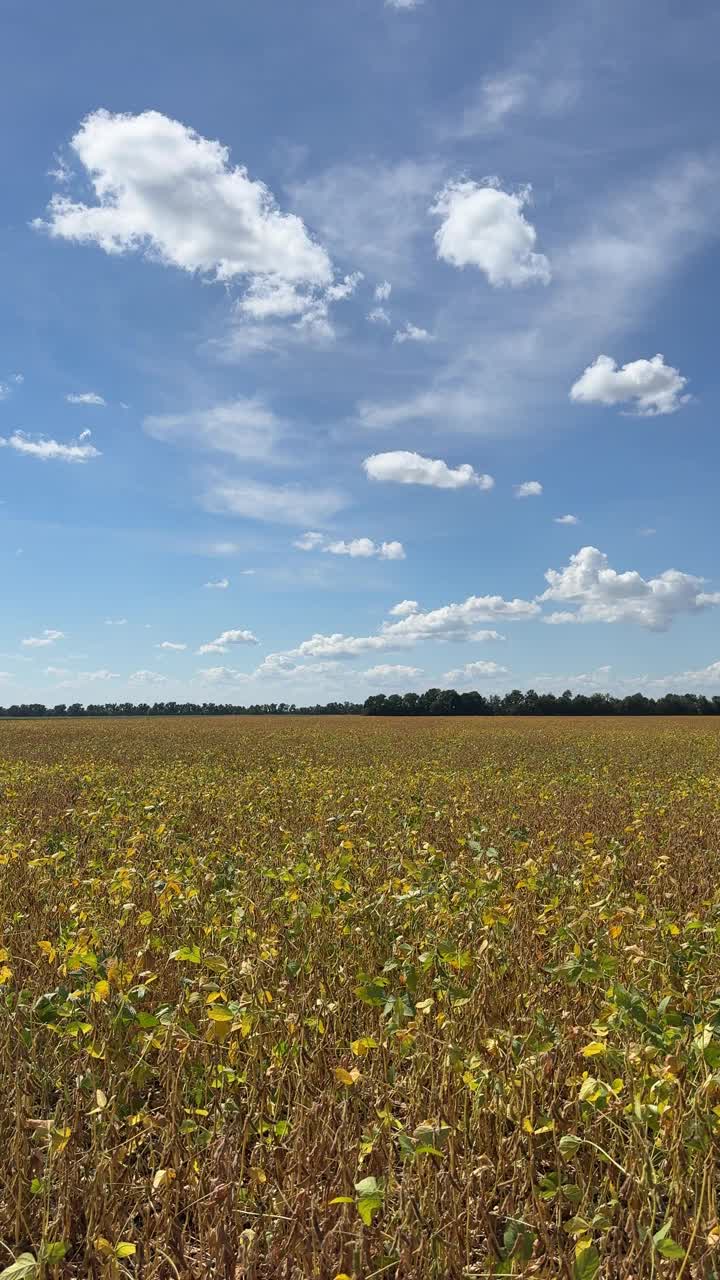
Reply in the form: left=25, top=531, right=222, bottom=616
left=0, top=689, right=719, bottom=718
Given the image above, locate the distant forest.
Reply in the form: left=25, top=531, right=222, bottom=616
left=0, top=689, right=718, bottom=717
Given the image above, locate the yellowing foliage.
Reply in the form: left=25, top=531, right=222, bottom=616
left=1, top=714, right=719, bottom=1277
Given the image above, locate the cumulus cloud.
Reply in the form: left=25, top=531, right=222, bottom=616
left=514, top=480, right=543, bottom=498
left=375, top=281, right=392, bottom=301
left=295, top=531, right=405, bottom=560
left=389, top=599, right=419, bottom=617
left=430, top=178, right=551, bottom=287
left=294, top=532, right=325, bottom=551
left=235, top=270, right=362, bottom=342
left=36, top=110, right=332, bottom=294
left=157, top=641, right=187, bottom=651
left=444, top=660, right=509, bottom=681
left=66, top=391, right=106, bottom=406
left=204, top=578, right=230, bottom=590
left=144, top=396, right=281, bottom=462
left=203, top=478, right=347, bottom=527
left=22, top=629, right=65, bottom=648
left=570, top=354, right=689, bottom=416
left=291, top=592, right=538, bottom=660
left=555, top=514, right=579, bottom=525
left=197, top=628, right=260, bottom=655
left=368, top=306, right=391, bottom=326
left=363, top=450, right=494, bottom=490
left=539, top=545, right=720, bottom=630
left=129, top=670, right=169, bottom=685
left=104, top=618, right=127, bottom=626
left=362, top=664, right=423, bottom=682
left=0, top=432, right=100, bottom=462
left=196, top=666, right=245, bottom=685
left=393, top=323, right=433, bottom=344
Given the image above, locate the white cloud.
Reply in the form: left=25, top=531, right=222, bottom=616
left=386, top=0, right=423, bottom=9
left=144, top=396, right=281, bottom=462
left=389, top=599, right=419, bottom=617
left=129, top=670, right=169, bottom=686
left=157, top=641, right=187, bottom=651
left=291, top=592, right=538, bottom=660
left=295, top=532, right=405, bottom=560
left=0, top=374, right=24, bottom=400
left=444, top=660, right=509, bottom=681
left=204, top=578, right=230, bottom=590
left=472, top=630, right=506, bottom=642
left=203, top=478, right=347, bottom=526
left=235, top=270, right=362, bottom=342
left=393, top=323, right=433, bottom=344
left=326, top=271, right=364, bottom=302
left=431, top=178, right=551, bottom=287
left=197, top=628, right=260, bottom=655
left=66, top=392, right=106, bottom=406
left=639, top=527, right=657, bottom=537
left=650, top=661, right=720, bottom=689
left=446, top=72, right=577, bottom=140
left=196, top=666, right=246, bottom=684
left=375, top=281, right=392, bottom=302
left=46, top=667, right=120, bottom=687
left=555, top=514, right=579, bottom=525
left=368, top=306, right=391, bottom=326
left=22, top=629, right=65, bottom=648
left=363, top=450, right=494, bottom=491
left=0, top=432, right=100, bottom=462
left=36, top=110, right=332, bottom=294
left=104, top=618, right=127, bottom=626
left=539, top=545, right=720, bottom=630
left=570, top=353, right=689, bottom=416
left=294, top=531, right=325, bottom=551
left=362, top=664, right=423, bottom=682
left=359, top=153, right=720, bottom=435
left=463, top=73, right=531, bottom=131
left=514, top=480, right=543, bottom=498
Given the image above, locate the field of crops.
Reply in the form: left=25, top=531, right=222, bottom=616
left=1, top=716, right=720, bottom=1279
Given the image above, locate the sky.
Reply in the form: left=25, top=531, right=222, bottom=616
left=1, top=0, right=720, bottom=706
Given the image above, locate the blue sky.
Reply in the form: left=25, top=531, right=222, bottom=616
left=1, top=0, right=719, bottom=704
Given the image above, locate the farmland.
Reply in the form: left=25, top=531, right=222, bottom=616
left=1, top=716, right=720, bottom=1279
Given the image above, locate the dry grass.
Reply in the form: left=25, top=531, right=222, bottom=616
left=1, top=716, right=720, bottom=1279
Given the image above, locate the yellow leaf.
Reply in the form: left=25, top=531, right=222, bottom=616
left=37, top=940, right=57, bottom=963
left=138, top=911, right=153, bottom=926
left=334, top=1067, right=361, bottom=1086
left=115, top=1243, right=136, bottom=1259
left=351, top=1037, right=378, bottom=1057
left=0, top=965, right=12, bottom=985
left=92, top=979, right=110, bottom=1003
left=0, top=947, right=8, bottom=962
left=152, top=1168, right=176, bottom=1190
left=96, top=1089, right=107, bottom=1110
left=581, top=1041, right=607, bottom=1057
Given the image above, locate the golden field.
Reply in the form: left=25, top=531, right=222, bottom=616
left=1, top=716, right=720, bottom=1279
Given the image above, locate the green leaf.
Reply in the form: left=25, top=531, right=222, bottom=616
left=559, top=1134, right=582, bottom=1157
left=41, top=1243, right=68, bottom=1265
left=573, top=1243, right=600, bottom=1280
left=0, top=1255, right=38, bottom=1279
left=354, top=1175, right=383, bottom=1227
left=656, top=1238, right=685, bottom=1261
left=169, top=944, right=201, bottom=964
